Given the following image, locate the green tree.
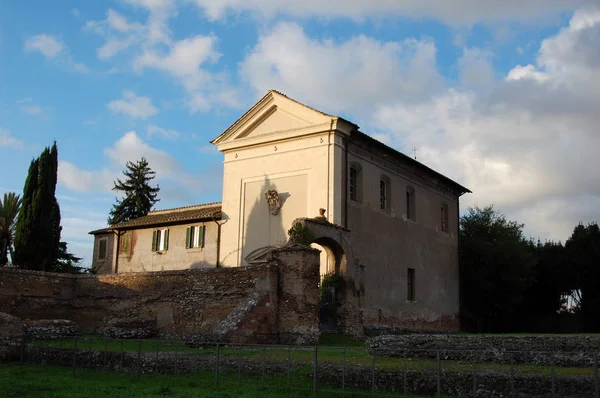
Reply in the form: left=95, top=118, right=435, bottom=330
left=460, top=205, right=535, bottom=333
left=13, top=142, right=62, bottom=271
left=107, top=157, right=160, bottom=225
left=565, top=223, right=600, bottom=332
left=0, top=192, right=22, bottom=265
left=55, top=241, right=86, bottom=274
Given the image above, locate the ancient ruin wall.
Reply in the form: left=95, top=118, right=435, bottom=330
left=0, top=247, right=320, bottom=344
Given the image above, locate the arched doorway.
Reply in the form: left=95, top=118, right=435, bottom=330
left=311, top=237, right=346, bottom=332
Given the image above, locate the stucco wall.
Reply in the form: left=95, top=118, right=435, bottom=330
left=345, top=140, right=461, bottom=331
left=116, top=221, right=218, bottom=273
left=91, top=232, right=115, bottom=274
left=219, top=131, right=346, bottom=267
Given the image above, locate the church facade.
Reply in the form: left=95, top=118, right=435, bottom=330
left=90, top=90, right=470, bottom=332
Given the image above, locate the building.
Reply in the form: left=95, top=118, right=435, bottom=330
left=89, top=90, right=470, bottom=332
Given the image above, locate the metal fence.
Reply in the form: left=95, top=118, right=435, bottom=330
left=14, top=336, right=600, bottom=397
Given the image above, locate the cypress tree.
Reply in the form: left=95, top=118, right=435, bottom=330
left=107, top=157, right=160, bottom=225
left=13, top=141, right=62, bottom=271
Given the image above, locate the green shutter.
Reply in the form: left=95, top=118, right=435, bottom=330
left=164, top=229, right=169, bottom=251
left=152, top=230, right=157, bottom=252
left=200, top=225, right=205, bottom=248
left=186, top=227, right=191, bottom=249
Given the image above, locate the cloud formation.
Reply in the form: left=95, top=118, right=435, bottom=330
left=107, top=90, right=159, bottom=119
left=0, top=129, right=24, bottom=148
left=24, top=34, right=89, bottom=73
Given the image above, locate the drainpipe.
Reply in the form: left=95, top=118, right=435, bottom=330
left=212, top=213, right=223, bottom=268
left=344, top=137, right=349, bottom=229
left=113, top=229, right=122, bottom=274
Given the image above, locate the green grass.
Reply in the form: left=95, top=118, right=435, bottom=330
left=0, top=364, right=450, bottom=398
left=30, top=333, right=595, bottom=377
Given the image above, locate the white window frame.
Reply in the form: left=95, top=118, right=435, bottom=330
left=190, top=226, right=203, bottom=248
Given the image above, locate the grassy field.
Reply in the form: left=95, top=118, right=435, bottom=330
left=30, top=333, right=594, bottom=377
left=0, top=364, right=454, bottom=398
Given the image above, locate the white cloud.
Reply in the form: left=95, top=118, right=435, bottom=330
left=240, top=22, right=443, bottom=114
left=197, top=145, right=218, bottom=154
left=107, top=90, right=159, bottom=119
left=24, top=34, right=90, bottom=73
left=189, top=0, right=594, bottom=25
left=0, top=129, right=23, bottom=148
left=147, top=124, right=180, bottom=140
left=457, top=48, right=496, bottom=88
left=71, top=8, right=80, bottom=17
left=25, top=34, right=64, bottom=58
left=16, top=97, right=43, bottom=115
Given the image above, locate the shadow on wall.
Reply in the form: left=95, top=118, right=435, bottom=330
left=242, top=177, right=288, bottom=265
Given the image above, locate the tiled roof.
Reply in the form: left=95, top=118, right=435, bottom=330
left=109, top=202, right=222, bottom=230
left=88, top=227, right=113, bottom=235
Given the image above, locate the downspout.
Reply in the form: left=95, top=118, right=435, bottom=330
left=114, top=229, right=122, bottom=274
left=212, top=212, right=224, bottom=268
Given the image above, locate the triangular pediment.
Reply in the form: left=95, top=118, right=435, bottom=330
left=211, top=90, right=341, bottom=150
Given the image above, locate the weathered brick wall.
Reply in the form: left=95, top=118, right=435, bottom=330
left=0, top=269, right=76, bottom=320
left=0, top=246, right=321, bottom=344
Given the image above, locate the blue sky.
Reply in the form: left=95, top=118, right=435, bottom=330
left=1, top=0, right=599, bottom=266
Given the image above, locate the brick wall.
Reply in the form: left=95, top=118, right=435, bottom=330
left=0, top=246, right=320, bottom=344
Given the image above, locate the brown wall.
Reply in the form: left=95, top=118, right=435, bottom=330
left=0, top=246, right=320, bottom=344
left=346, top=139, right=461, bottom=331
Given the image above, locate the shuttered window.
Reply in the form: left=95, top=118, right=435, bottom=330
left=152, top=229, right=169, bottom=252
left=98, top=239, right=107, bottom=260
left=186, top=225, right=205, bottom=249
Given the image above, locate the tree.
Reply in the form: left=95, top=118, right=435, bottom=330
left=13, top=142, right=62, bottom=271
left=0, top=192, right=22, bottom=265
left=565, top=223, right=600, bottom=332
left=55, top=241, right=86, bottom=274
left=460, top=205, right=535, bottom=333
left=107, top=157, right=160, bottom=225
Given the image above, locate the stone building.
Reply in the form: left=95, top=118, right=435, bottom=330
left=90, top=90, right=470, bottom=332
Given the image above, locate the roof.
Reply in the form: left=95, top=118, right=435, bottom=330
left=88, top=227, right=113, bottom=235
left=89, top=203, right=222, bottom=233
left=353, top=131, right=472, bottom=195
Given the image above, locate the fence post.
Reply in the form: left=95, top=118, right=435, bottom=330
left=472, top=351, right=476, bottom=398
left=313, top=346, right=318, bottom=394
left=437, top=349, right=441, bottom=398
left=120, top=340, right=124, bottom=370
left=136, top=340, right=142, bottom=381
left=72, top=337, right=78, bottom=377
left=238, top=346, right=242, bottom=385
left=215, top=344, right=220, bottom=387
left=551, top=353, right=555, bottom=398
left=261, top=347, right=266, bottom=386
left=595, top=352, right=598, bottom=398
left=510, top=354, right=515, bottom=397
left=342, top=349, right=346, bottom=393
left=287, top=346, right=291, bottom=388
left=403, top=350, right=407, bottom=398
left=19, top=337, right=25, bottom=369
left=372, top=349, right=376, bottom=392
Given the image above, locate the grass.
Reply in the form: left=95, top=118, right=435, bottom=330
left=0, top=364, right=453, bottom=398
left=29, top=333, right=595, bottom=377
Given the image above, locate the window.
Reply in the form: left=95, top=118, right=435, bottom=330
left=98, top=239, right=107, bottom=260
left=441, top=203, right=449, bottom=232
left=407, top=268, right=416, bottom=301
left=406, top=186, right=416, bottom=221
left=349, top=167, right=357, bottom=201
left=380, top=180, right=387, bottom=210
left=119, top=232, right=131, bottom=255
left=186, top=225, right=205, bottom=249
left=152, top=229, right=169, bottom=252
left=348, top=163, right=362, bottom=202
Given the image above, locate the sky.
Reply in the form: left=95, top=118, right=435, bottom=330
left=1, top=0, right=600, bottom=267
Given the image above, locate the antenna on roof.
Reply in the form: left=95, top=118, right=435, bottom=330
left=412, top=146, right=418, bottom=160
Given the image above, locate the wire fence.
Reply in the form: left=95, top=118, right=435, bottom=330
left=15, top=336, right=600, bottom=397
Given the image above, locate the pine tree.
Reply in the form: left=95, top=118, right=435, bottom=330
left=13, top=142, right=62, bottom=271
left=107, top=157, right=160, bottom=225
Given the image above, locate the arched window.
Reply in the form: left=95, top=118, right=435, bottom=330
left=349, top=162, right=362, bottom=202
left=380, top=175, right=391, bottom=211
left=406, top=186, right=416, bottom=221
